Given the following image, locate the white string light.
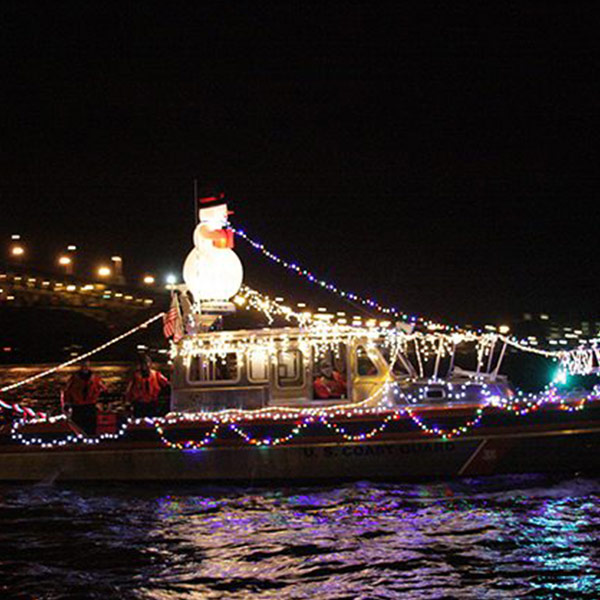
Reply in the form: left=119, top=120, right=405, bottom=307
left=11, top=379, right=597, bottom=449
left=0, top=312, right=165, bottom=395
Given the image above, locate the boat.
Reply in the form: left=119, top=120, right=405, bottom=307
left=1, top=196, right=600, bottom=482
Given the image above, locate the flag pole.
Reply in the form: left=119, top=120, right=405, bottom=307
left=193, top=178, right=199, bottom=225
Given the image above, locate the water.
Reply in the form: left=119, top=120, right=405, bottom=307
left=1, top=476, right=599, bottom=599
left=2, top=367, right=600, bottom=598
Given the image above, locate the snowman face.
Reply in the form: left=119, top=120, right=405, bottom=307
left=199, top=204, right=228, bottom=228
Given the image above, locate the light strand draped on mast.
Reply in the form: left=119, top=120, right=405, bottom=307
left=231, top=225, right=600, bottom=372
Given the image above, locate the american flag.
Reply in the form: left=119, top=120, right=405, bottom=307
left=163, top=293, right=183, bottom=341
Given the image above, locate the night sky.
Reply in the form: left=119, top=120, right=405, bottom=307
left=2, top=3, right=599, bottom=325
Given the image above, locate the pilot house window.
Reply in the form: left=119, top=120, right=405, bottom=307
left=356, top=346, right=378, bottom=376
left=188, top=353, right=239, bottom=383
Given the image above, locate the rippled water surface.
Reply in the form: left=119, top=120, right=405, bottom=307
left=0, top=476, right=599, bottom=599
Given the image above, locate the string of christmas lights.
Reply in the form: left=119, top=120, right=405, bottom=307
left=156, top=422, right=220, bottom=450
left=232, top=227, right=459, bottom=331
left=10, top=379, right=598, bottom=450
left=233, top=226, right=600, bottom=367
left=402, top=405, right=485, bottom=440
left=228, top=418, right=313, bottom=446
left=0, top=312, right=166, bottom=421
left=239, top=282, right=600, bottom=376
left=7, top=212, right=600, bottom=466
left=0, top=399, right=45, bottom=420
left=9, top=381, right=392, bottom=448
left=319, top=412, right=401, bottom=442
left=498, top=335, right=565, bottom=359
left=3, top=279, right=600, bottom=440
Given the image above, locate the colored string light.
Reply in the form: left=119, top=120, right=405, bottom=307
left=320, top=412, right=401, bottom=441
left=232, top=227, right=460, bottom=332
left=403, top=405, right=485, bottom=440
left=234, top=225, right=600, bottom=366
left=156, top=422, right=220, bottom=450
left=228, top=418, right=313, bottom=446
left=10, top=380, right=598, bottom=450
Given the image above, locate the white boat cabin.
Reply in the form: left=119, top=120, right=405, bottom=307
left=171, top=328, right=393, bottom=412
left=170, top=327, right=512, bottom=413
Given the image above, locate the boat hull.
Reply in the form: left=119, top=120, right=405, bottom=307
left=0, top=427, right=599, bottom=482
left=2, top=398, right=600, bottom=482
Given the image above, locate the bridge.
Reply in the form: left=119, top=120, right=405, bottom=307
left=0, top=264, right=170, bottom=329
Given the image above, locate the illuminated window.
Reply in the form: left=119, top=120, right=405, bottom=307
left=248, top=350, right=269, bottom=382
left=381, top=347, right=410, bottom=376
left=189, top=353, right=239, bottom=383
left=313, top=344, right=347, bottom=378
left=356, top=346, right=378, bottom=377
left=277, top=350, right=304, bottom=388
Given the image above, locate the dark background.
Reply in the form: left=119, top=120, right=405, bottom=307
left=1, top=3, right=598, bottom=326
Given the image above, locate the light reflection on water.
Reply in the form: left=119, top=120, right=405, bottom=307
left=0, top=476, right=599, bottom=599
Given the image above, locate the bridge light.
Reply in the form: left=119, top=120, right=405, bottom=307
left=110, top=256, right=125, bottom=283
left=10, top=244, right=25, bottom=257
left=58, top=247, right=75, bottom=274
left=58, top=256, right=73, bottom=275
left=143, top=275, right=155, bottom=285
left=97, top=266, right=112, bottom=278
left=11, top=234, right=20, bottom=240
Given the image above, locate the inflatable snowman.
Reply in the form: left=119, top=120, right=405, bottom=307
left=182, top=197, right=243, bottom=303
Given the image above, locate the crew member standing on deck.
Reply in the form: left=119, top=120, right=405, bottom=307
left=125, top=354, right=170, bottom=418
left=63, top=360, right=107, bottom=435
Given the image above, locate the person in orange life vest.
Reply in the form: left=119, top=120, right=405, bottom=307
left=314, top=361, right=347, bottom=400
left=125, top=354, right=170, bottom=418
left=63, top=360, right=107, bottom=435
